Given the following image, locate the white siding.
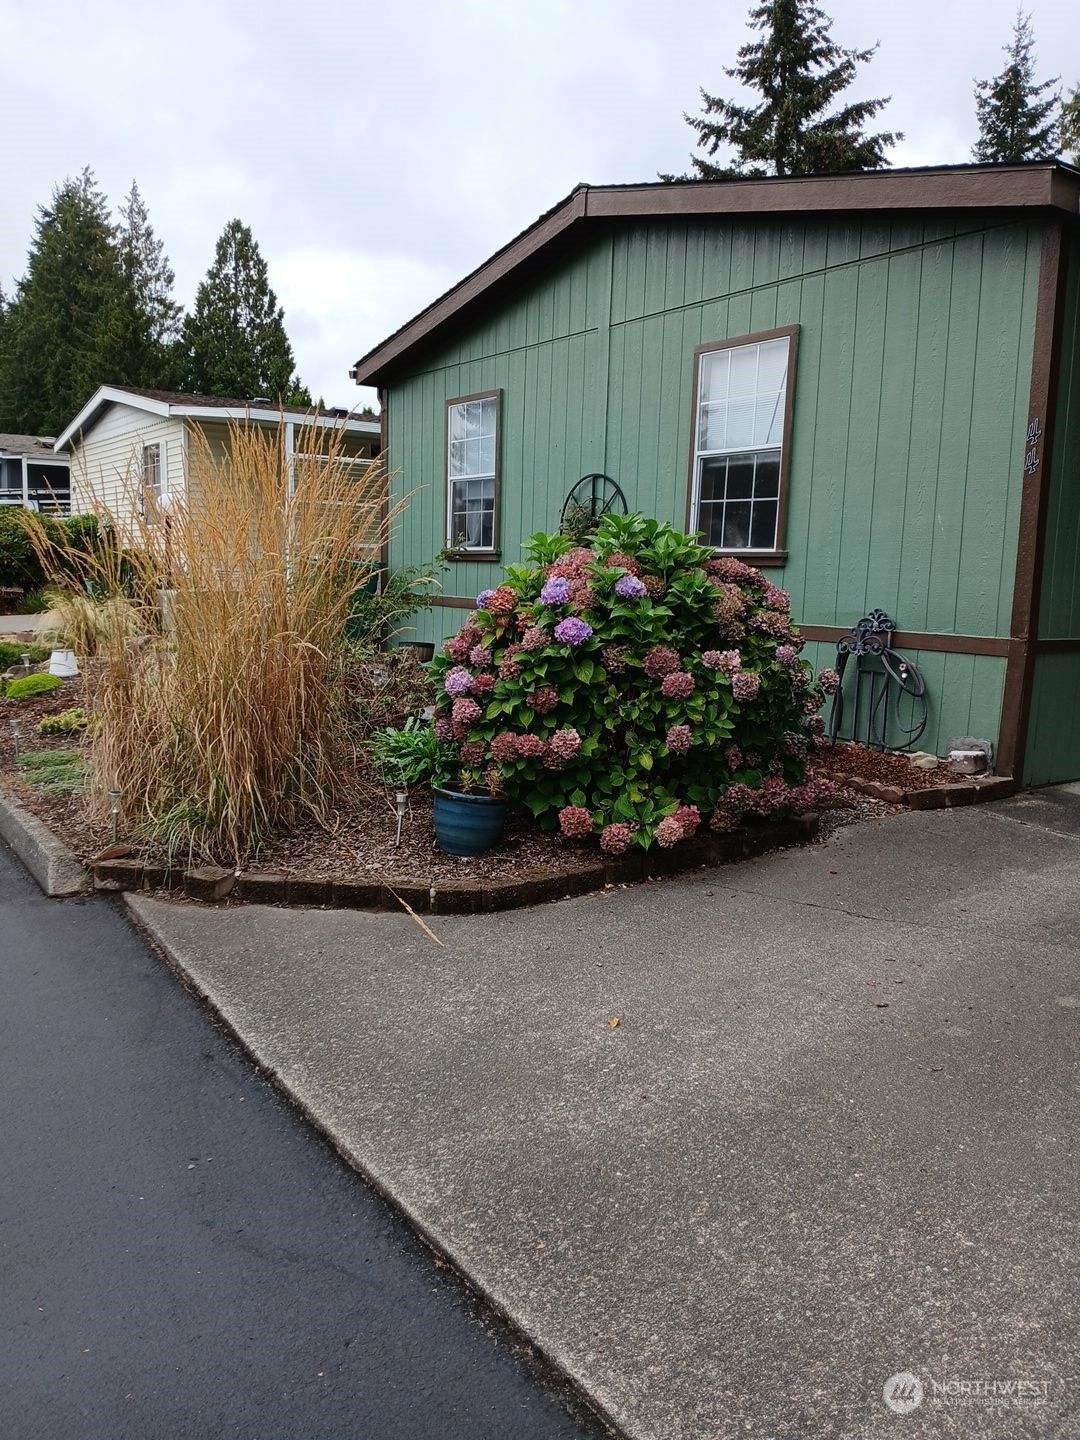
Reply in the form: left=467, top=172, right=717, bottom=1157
left=70, top=403, right=187, bottom=525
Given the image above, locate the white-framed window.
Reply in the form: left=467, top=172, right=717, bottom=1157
left=446, top=391, right=499, bottom=553
left=689, top=330, right=796, bottom=554
left=142, top=441, right=165, bottom=510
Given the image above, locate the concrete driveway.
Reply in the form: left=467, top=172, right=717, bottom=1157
left=130, top=789, right=1080, bottom=1440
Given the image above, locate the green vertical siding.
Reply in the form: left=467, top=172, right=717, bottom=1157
left=1024, top=229, right=1080, bottom=785
left=387, top=214, right=1043, bottom=752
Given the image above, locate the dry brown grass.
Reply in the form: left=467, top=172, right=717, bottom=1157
left=22, top=419, right=398, bottom=862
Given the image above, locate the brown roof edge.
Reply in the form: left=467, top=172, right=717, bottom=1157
left=351, top=162, right=1080, bottom=387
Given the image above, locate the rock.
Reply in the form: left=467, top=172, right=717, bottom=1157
left=910, top=753, right=940, bottom=771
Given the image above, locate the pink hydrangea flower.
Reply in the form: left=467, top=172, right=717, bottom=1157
left=451, top=697, right=481, bottom=730
left=600, top=822, right=635, bottom=854
left=660, top=670, right=694, bottom=699
left=484, top=585, right=517, bottom=616
left=520, top=625, right=548, bottom=651
left=434, top=717, right=453, bottom=742
left=672, top=803, right=701, bottom=838
left=763, top=584, right=790, bottom=613
left=526, top=685, right=559, bottom=714
left=714, top=649, right=742, bottom=676
left=803, top=691, right=824, bottom=714
left=549, top=727, right=582, bottom=761
left=603, top=552, right=641, bottom=575
left=732, top=671, right=761, bottom=702
left=469, top=645, right=492, bottom=668
left=558, top=805, right=594, bottom=838
left=515, top=732, right=546, bottom=758
left=666, top=724, right=692, bottom=753
left=775, top=644, right=798, bottom=668
left=725, top=743, right=743, bottom=769
left=601, top=644, right=629, bottom=673
left=654, top=815, right=684, bottom=848
left=817, top=667, right=841, bottom=695
left=641, top=575, right=666, bottom=598
left=499, top=657, right=522, bottom=680
left=489, top=732, right=519, bottom=764
left=472, top=672, right=496, bottom=695
left=643, top=645, right=680, bottom=678
left=444, top=635, right=471, bottom=663
left=459, top=740, right=486, bottom=765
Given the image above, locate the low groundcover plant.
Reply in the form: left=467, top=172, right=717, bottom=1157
left=429, top=514, right=835, bottom=850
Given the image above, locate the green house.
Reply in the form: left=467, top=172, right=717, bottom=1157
left=352, top=162, right=1080, bottom=786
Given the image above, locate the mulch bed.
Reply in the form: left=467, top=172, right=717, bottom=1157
left=1, top=670, right=914, bottom=894
left=814, top=740, right=960, bottom=790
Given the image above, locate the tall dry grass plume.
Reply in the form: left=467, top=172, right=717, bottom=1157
left=24, top=419, right=397, bottom=862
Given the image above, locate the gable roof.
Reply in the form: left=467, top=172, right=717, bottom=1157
left=54, top=384, right=381, bottom=453
left=0, top=433, right=67, bottom=463
left=351, top=161, right=1080, bottom=387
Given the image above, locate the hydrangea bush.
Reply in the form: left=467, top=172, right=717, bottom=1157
left=429, top=514, right=833, bottom=850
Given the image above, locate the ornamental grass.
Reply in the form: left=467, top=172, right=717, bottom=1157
left=21, top=420, right=396, bottom=862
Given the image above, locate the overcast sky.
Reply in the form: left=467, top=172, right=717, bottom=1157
left=2, top=0, right=1077, bottom=412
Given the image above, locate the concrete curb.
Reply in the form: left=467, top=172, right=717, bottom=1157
left=125, top=890, right=627, bottom=1439
left=0, top=786, right=92, bottom=896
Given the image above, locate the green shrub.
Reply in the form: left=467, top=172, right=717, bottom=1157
left=0, top=641, right=49, bottom=669
left=0, top=510, right=106, bottom=596
left=5, top=672, right=62, bottom=700
left=345, top=564, right=440, bottom=650
left=368, top=715, right=451, bottom=787
left=37, top=707, right=89, bottom=737
left=16, top=747, right=88, bottom=795
left=429, top=514, right=833, bottom=850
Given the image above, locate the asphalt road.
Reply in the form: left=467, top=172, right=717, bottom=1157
left=0, top=842, right=602, bottom=1440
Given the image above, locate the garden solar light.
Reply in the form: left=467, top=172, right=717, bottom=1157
left=19, top=653, right=30, bottom=674
left=394, top=790, right=408, bottom=847
left=108, top=789, right=121, bottom=844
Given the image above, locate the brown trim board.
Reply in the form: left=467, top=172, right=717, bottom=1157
left=351, top=164, right=1080, bottom=386
left=997, top=221, right=1070, bottom=778
left=427, top=600, right=1017, bottom=652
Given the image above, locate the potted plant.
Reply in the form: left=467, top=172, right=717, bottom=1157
left=431, top=765, right=508, bottom=857
left=368, top=715, right=508, bottom=857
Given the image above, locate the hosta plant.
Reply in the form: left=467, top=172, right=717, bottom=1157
left=429, top=514, right=834, bottom=850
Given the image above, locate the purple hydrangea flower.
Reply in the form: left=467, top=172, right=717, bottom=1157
left=475, top=589, right=495, bottom=609
left=468, top=645, right=492, bottom=668
left=775, top=644, right=798, bottom=668
left=732, top=671, right=761, bottom=703
left=443, top=666, right=473, bottom=697
left=554, top=616, right=593, bottom=646
left=614, top=572, right=647, bottom=600
left=539, top=576, right=572, bottom=606
left=817, top=667, right=841, bottom=695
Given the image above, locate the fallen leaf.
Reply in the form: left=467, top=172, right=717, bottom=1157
left=607, top=1015, right=622, bottom=1029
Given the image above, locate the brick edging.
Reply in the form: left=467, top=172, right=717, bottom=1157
left=834, top=772, right=1018, bottom=809
left=92, top=813, right=822, bottom=913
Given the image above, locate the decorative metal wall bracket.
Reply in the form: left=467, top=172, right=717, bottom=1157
left=827, top=610, right=928, bottom=751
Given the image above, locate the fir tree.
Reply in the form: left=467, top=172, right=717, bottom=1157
left=96, top=181, right=182, bottom=390
left=0, top=169, right=123, bottom=435
left=973, top=10, right=1060, bottom=163
left=1060, top=85, right=1080, bottom=163
left=178, top=220, right=310, bottom=404
left=663, top=0, right=900, bottom=181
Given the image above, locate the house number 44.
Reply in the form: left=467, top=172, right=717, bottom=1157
left=1024, top=416, right=1042, bottom=476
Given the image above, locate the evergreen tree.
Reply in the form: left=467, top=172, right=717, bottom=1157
left=662, top=0, right=900, bottom=181
left=0, top=169, right=123, bottom=436
left=178, top=220, right=310, bottom=404
left=973, top=10, right=1060, bottom=163
left=96, top=181, right=182, bottom=390
left=1060, top=85, right=1080, bottom=163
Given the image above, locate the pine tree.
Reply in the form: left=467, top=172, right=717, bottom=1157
left=662, top=0, right=900, bottom=181
left=0, top=169, right=124, bottom=436
left=96, top=181, right=182, bottom=390
left=973, top=10, right=1060, bottom=163
left=178, top=220, right=310, bottom=405
left=1060, top=85, right=1080, bottom=163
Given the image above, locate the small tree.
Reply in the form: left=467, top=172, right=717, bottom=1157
left=96, top=181, right=183, bottom=390
left=663, top=0, right=900, bottom=180
left=178, top=220, right=310, bottom=404
left=973, top=10, right=1060, bottom=163
left=0, top=169, right=123, bottom=436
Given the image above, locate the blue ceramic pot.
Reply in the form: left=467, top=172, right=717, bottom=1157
left=432, top=787, right=508, bottom=857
